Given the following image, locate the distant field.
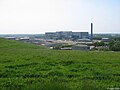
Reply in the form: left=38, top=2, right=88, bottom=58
left=0, top=38, right=120, bottom=90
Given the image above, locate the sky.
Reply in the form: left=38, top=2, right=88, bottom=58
left=0, top=0, right=120, bottom=34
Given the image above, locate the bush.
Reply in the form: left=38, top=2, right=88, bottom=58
left=93, top=41, right=105, bottom=47
left=109, top=40, right=120, bottom=51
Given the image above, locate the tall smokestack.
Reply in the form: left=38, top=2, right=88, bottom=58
left=91, top=23, right=93, bottom=40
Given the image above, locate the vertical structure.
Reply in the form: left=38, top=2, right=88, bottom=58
left=91, top=23, right=93, bottom=41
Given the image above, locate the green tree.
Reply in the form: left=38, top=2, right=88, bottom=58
left=94, top=41, right=105, bottom=47
left=109, top=40, right=120, bottom=51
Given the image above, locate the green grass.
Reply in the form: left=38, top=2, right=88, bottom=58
left=0, top=38, right=120, bottom=90
left=0, top=38, right=47, bottom=49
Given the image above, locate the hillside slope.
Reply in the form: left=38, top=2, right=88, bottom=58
left=0, top=38, right=47, bottom=49
left=0, top=38, right=120, bottom=90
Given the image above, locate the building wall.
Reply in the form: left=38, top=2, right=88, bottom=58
left=56, top=31, right=72, bottom=40
left=45, top=32, right=56, bottom=39
left=80, top=32, right=89, bottom=39
left=45, top=31, right=89, bottom=40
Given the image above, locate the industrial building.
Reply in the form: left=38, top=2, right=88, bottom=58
left=45, top=23, right=93, bottom=41
left=45, top=31, right=89, bottom=40
left=45, top=32, right=57, bottom=39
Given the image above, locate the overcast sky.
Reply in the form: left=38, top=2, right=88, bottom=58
left=0, top=0, right=120, bottom=34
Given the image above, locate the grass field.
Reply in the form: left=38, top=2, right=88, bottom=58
left=0, top=38, right=120, bottom=90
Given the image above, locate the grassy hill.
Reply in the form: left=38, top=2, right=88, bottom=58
left=0, top=38, right=47, bottom=49
left=0, top=38, right=120, bottom=90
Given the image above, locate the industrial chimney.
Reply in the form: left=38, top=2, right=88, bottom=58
left=91, top=23, right=93, bottom=41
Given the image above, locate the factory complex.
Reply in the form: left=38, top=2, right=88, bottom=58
left=45, top=23, right=93, bottom=41
left=3, top=23, right=112, bottom=51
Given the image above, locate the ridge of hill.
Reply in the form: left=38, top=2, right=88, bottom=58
left=0, top=38, right=47, bottom=49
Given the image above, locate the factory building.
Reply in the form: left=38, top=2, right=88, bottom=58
left=45, top=32, right=57, bottom=39
left=56, top=31, right=73, bottom=40
left=45, top=31, right=89, bottom=40
left=45, top=23, right=93, bottom=40
left=80, top=32, right=89, bottom=39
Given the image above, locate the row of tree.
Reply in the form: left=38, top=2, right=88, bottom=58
left=93, top=38, right=120, bottom=51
